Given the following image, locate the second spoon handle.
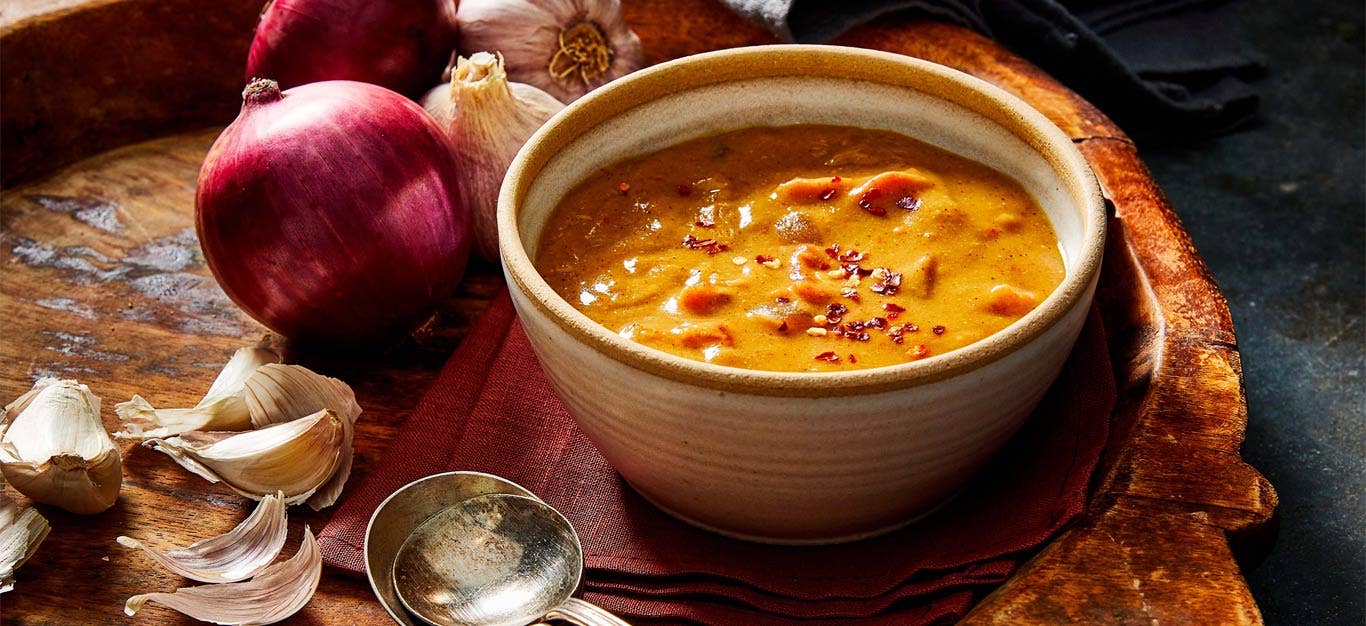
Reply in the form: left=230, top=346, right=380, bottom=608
left=543, top=597, right=631, bottom=626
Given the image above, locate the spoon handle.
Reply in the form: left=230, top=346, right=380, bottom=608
left=543, top=597, right=631, bottom=626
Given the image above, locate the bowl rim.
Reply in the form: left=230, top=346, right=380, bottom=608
left=498, top=44, right=1106, bottom=398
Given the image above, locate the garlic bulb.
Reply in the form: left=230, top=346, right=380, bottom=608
left=117, top=492, right=286, bottom=583
left=144, top=409, right=350, bottom=509
left=116, top=346, right=281, bottom=439
left=422, top=52, right=564, bottom=260
left=0, top=379, right=121, bottom=514
left=455, top=0, right=644, bottom=103
left=0, top=487, right=49, bottom=593
left=125, top=525, right=321, bottom=625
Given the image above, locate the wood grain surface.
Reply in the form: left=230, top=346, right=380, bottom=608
left=0, top=1, right=1274, bottom=624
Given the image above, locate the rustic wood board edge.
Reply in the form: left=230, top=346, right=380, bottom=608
left=0, top=1, right=1276, bottom=624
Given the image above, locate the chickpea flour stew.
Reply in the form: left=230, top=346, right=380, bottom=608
left=534, top=125, right=1064, bottom=372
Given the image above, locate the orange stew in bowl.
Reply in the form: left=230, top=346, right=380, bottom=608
left=535, top=124, right=1064, bottom=372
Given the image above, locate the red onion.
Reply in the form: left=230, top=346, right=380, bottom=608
left=247, top=0, right=458, bottom=96
left=196, top=79, right=470, bottom=345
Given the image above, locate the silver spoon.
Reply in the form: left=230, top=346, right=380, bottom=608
left=393, top=493, right=629, bottom=626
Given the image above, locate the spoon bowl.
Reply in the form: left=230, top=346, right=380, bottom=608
left=393, top=494, right=582, bottom=626
left=364, top=472, right=539, bottom=626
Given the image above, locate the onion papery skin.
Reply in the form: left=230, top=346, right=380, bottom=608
left=247, top=0, right=458, bottom=96
left=196, top=80, right=470, bottom=346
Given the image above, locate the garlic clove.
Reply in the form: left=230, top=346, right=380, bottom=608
left=124, top=525, right=321, bottom=625
left=303, top=414, right=353, bottom=511
left=422, top=51, right=564, bottom=260
left=1, top=378, right=122, bottom=515
left=144, top=409, right=347, bottom=506
left=242, top=364, right=362, bottom=428
left=117, top=491, right=286, bottom=583
left=455, top=0, right=645, bottom=103
left=0, top=488, right=50, bottom=594
left=115, top=347, right=281, bottom=439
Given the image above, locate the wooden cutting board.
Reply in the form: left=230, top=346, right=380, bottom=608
left=0, top=0, right=1275, bottom=623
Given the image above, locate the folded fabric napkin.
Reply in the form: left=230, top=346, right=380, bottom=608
left=319, top=290, right=1116, bottom=624
left=721, top=0, right=1263, bottom=141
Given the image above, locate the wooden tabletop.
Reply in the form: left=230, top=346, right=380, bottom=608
left=0, top=1, right=1274, bottom=623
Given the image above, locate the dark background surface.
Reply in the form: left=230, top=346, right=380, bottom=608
left=1135, top=1, right=1363, bottom=623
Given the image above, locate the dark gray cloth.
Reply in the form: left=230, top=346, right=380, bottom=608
left=721, top=0, right=1263, bottom=142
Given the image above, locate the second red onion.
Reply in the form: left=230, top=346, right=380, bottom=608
left=246, top=0, right=458, bottom=96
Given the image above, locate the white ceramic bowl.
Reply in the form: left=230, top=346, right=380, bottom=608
left=499, top=45, right=1105, bottom=544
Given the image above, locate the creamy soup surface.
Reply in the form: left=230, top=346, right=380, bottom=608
left=535, top=124, right=1064, bottom=372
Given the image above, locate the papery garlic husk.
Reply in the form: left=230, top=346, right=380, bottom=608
left=0, top=378, right=122, bottom=515
left=124, top=525, right=321, bottom=625
left=455, top=0, right=644, bottom=104
left=115, top=346, right=281, bottom=439
left=144, top=409, right=349, bottom=509
left=422, top=51, right=564, bottom=260
left=0, top=488, right=50, bottom=593
left=117, top=491, right=286, bottom=583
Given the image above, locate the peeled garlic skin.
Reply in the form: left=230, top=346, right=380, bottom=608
left=422, top=53, right=564, bottom=260
left=456, top=0, right=645, bottom=103
left=125, top=525, right=322, bottom=625
left=117, top=492, right=286, bottom=584
left=0, top=379, right=121, bottom=515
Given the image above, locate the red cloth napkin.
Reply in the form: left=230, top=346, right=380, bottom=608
left=320, top=289, right=1115, bottom=624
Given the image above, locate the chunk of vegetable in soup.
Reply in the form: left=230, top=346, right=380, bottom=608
left=535, top=125, right=1064, bottom=372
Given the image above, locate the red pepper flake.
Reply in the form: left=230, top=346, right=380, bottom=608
left=777, top=321, right=789, bottom=333
left=857, top=198, right=887, bottom=216
left=896, top=195, right=922, bottom=211
left=848, top=353, right=857, bottom=363
left=836, top=318, right=881, bottom=342
left=677, top=183, right=693, bottom=197
left=831, top=176, right=842, bottom=184
left=616, top=182, right=630, bottom=194
left=883, top=303, right=905, bottom=314
left=840, top=286, right=861, bottom=302
left=911, top=344, right=931, bottom=360
left=870, top=269, right=902, bottom=295
left=681, top=234, right=728, bottom=255
left=824, top=244, right=841, bottom=259
left=857, top=187, right=888, bottom=216
left=775, top=296, right=791, bottom=304
left=932, top=325, right=946, bottom=335
left=755, top=254, right=776, bottom=264
left=825, top=302, right=848, bottom=324
left=814, top=351, right=840, bottom=363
